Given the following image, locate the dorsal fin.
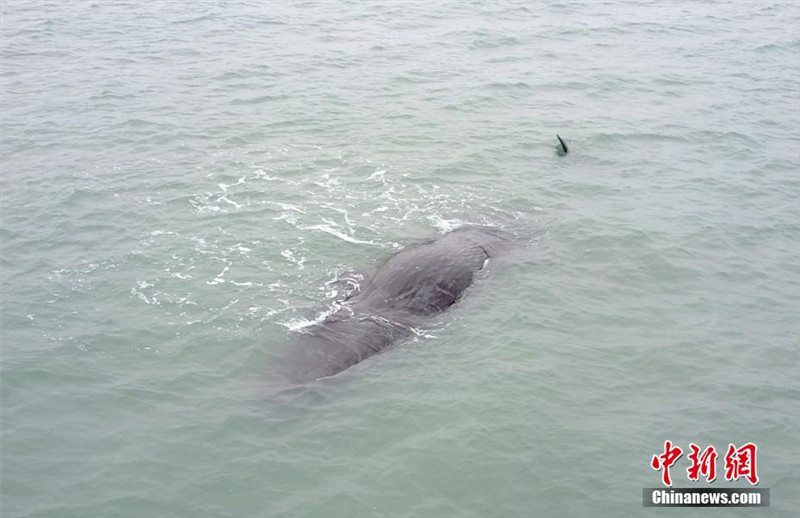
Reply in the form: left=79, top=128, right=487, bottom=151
left=556, top=134, right=568, bottom=154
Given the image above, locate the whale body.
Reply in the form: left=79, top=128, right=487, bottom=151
left=271, top=226, right=510, bottom=384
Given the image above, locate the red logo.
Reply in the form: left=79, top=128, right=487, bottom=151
left=687, top=444, right=718, bottom=483
left=652, top=441, right=758, bottom=486
left=724, top=443, right=758, bottom=485
left=651, top=440, right=683, bottom=486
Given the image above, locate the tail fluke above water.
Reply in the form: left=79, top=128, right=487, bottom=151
left=556, top=134, right=568, bottom=155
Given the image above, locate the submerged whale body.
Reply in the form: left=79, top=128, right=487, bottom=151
left=272, top=226, right=510, bottom=384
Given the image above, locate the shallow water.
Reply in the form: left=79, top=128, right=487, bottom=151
left=2, top=1, right=799, bottom=516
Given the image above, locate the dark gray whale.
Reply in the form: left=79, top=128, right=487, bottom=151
left=271, top=226, right=511, bottom=384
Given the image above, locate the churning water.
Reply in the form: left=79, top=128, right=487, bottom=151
left=2, top=1, right=799, bottom=516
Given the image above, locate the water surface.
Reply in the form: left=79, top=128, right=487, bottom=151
left=2, top=1, right=799, bottom=516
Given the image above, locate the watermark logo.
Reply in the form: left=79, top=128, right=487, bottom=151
left=687, top=443, right=717, bottom=482
left=651, top=441, right=758, bottom=486
left=650, top=440, right=683, bottom=486
left=645, top=441, right=768, bottom=507
left=723, top=443, right=758, bottom=485
left=643, top=488, right=769, bottom=507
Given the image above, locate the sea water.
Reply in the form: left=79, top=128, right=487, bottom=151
left=2, top=1, right=799, bottom=516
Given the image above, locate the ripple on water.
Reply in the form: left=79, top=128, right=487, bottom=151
left=2, top=0, right=799, bottom=517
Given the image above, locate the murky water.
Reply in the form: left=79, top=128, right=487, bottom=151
left=2, top=1, right=799, bottom=516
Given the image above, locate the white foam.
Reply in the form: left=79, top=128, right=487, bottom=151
left=230, top=280, right=262, bottom=287
left=314, top=173, right=340, bottom=188
left=272, top=202, right=305, bottom=213
left=206, top=265, right=230, bottom=285
left=218, top=176, right=246, bottom=192
left=429, top=216, right=465, bottom=233
left=368, top=169, right=386, bottom=182
left=218, top=194, right=243, bottom=209
left=304, top=224, right=377, bottom=245
left=220, top=298, right=239, bottom=310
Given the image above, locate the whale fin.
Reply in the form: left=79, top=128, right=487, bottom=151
left=556, top=134, right=568, bottom=155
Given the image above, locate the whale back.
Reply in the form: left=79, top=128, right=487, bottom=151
left=271, top=226, right=511, bottom=384
left=349, top=230, right=492, bottom=315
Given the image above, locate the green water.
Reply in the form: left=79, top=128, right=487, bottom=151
left=2, top=1, right=799, bottom=516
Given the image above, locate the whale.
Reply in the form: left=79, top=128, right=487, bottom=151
left=270, top=225, right=511, bottom=384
